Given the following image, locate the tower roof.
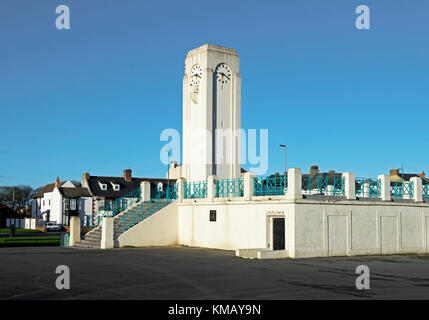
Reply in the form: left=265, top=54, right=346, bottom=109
left=186, top=44, right=238, bottom=57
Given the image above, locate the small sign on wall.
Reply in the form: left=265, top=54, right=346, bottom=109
left=266, top=210, right=285, bottom=216
left=210, top=210, right=217, bottom=222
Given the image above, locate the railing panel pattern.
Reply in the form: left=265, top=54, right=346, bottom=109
left=302, top=175, right=344, bottom=196
left=391, top=182, right=414, bottom=199
left=162, top=184, right=178, bottom=201
left=355, top=178, right=380, bottom=198
left=423, top=183, right=429, bottom=199
left=215, top=178, right=244, bottom=198
left=253, top=176, right=287, bottom=196
left=184, top=181, right=208, bottom=199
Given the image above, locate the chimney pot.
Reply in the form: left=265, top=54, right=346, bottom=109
left=55, top=177, right=60, bottom=188
left=390, top=169, right=400, bottom=176
left=124, top=169, right=132, bottom=181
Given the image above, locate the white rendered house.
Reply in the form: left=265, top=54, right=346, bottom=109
left=31, top=178, right=92, bottom=226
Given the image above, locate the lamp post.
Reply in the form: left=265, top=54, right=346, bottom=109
left=280, top=144, right=287, bottom=188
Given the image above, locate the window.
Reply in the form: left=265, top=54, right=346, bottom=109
left=98, top=181, right=107, bottom=190
left=157, top=182, right=163, bottom=192
left=112, top=184, right=120, bottom=191
left=210, top=210, right=216, bottom=222
left=43, top=200, right=45, bottom=206
left=69, top=199, right=77, bottom=211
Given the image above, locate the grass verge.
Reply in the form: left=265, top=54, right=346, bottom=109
left=0, top=228, right=43, bottom=234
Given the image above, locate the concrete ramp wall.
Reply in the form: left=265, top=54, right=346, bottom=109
left=117, top=201, right=178, bottom=248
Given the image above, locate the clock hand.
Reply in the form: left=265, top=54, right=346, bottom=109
left=220, top=72, right=230, bottom=80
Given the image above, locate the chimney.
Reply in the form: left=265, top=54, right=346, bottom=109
left=390, top=169, right=400, bottom=176
left=419, top=171, right=426, bottom=179
left=55, top=177, right=60, bottom=188
left=81, top=172, right=90, bottom=188
left=310, top=165, right=319, bottom=175
left=124, top=169, right=132, bottom=181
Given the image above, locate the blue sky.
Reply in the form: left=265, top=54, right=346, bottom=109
left=0, top=0, right=428, bottom=187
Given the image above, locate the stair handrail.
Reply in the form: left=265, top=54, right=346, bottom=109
left=89, top=186, right=141, bottom=227
left=113, top=189, right=176, bottom=237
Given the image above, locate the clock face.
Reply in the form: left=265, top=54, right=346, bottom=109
left=216, top=64, right=231, bottom=87
left=190, top=65, right=202, bottom=86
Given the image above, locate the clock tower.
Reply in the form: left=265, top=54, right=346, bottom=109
left=182, top=44, right=241, bottom=182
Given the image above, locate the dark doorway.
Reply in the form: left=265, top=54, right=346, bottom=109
left=273, top=218, right=285, bottom=250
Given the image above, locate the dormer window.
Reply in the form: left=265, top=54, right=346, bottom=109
left=112, top=183, right=120, bottom=191
left=98, top=181, right=107, bottom=190
left=157, top=182, right=163, bottom=192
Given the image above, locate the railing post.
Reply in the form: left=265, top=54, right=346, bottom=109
left=378, top=174, right=391, bottom=201
left=207, top=175, right=217, bottom=202
left=69, top=216, right=81, bottom=247
left=177, top=178, right=185, bottom=203
left=327, top=185, right=334, bottom=196
left=101, top=217, right=114, bottom=249
left=410, top=176, right=422, bottom=202
left=363, top=181, right=370, bottom=198
left=342, top=172, right=356, bottom=200
left=244, top=172, right=256, bottom=201
left=286, top=168, right=303, bottom=200
left=140, top=181, right=151, bottom=202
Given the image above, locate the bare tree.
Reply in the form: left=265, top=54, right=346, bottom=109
left=0, top=185, right=36, bottom=210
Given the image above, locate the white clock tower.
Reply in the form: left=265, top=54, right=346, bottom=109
left=182, top=44, right=241, bottom=182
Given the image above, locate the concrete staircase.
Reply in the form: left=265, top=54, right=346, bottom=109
left=74, top=199, right=172, bottom=249
left=113, top=200, right=170, bottom=239
left=75, top=227, right=102, bottom=249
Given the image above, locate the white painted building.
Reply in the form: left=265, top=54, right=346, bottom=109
left=31, top=178, right=92, bottom=226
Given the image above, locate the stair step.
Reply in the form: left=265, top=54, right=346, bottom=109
left=77, top=239, right=99, bottom=244
left=84, top=235, right=102, bottom=241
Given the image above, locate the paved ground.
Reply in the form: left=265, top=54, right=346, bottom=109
left=1, top=246, right=429, bottom=300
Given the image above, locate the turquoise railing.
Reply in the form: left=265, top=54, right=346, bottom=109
left=184, top=181, right=207, bottom=199
left=355, top=178, right=380, bottom=198
left=303, top=175, right=344, bottom=196
left=64, top=233, right=70, bottom=247
left=391, top=182, right=414, bottom=199
left=423, top=183, right=429, bottom=199
left=253, top=176, right=287, bottom=196
left=161, top=183, right=177, bottom=201
left=215, top=178, right=244, bottom=198
left=91, top=187, right=141, bottom=227
left=117, top=190, right=175, bottom=234
left=103, top=187, right=141, bottom=215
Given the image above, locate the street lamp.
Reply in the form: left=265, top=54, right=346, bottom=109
left=280, top=144, right=286, bottom=188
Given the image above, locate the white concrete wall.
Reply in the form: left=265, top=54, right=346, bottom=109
left=176, top=198, right=429, bottom=258
left=117, top=201, right=179, bottom=247
left=178, top=200, right=295, bottom=251
left=293, top=200, right=429, bottom=258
